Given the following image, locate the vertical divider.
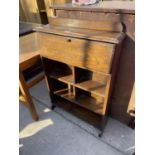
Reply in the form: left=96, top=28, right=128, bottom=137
left=68, top=84, right=72, bottom=95
left=72, top=66, right=76, bottom=98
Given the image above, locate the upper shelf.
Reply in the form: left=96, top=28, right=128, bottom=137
left=35, top=18, right=125, bottom=44
left=50, top=74, right=74, bottom=84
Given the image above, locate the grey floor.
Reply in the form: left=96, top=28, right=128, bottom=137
left=19, top=80, right=135, bottom=155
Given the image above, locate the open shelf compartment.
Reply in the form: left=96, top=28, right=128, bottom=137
left=54, top=86, right=105, bottom=115
left=75, top=87, right=105, bottom=115
left=42, top=58, right=111, bottom=115
left=42, top=57, right=74, bottom=84
left=74, top=67, right=109, bottom=97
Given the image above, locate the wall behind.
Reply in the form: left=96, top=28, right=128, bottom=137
left=19, top=0, right=72, bottom=23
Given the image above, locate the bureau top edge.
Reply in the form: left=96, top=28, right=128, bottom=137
left=34, top=26, right=125, bottom=44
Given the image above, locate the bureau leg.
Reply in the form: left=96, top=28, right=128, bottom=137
left=19, top=71, right=39, bottom=121
left=98, top=116, right=108, bottom=137
left=51, top=105, right=56, bottom=110
left=128, top=116, right=135, bottom=129
left=44, top=75, right=57, bottom=111
left=98, top=132, right=103, bottom=138
left=49, top=92, right=57, bottom=110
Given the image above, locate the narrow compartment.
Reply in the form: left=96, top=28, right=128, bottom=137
left=75, top=67, right=109, bottom=97
left=74, top=67, right=92, bottom=83
left=42, top=57, right=74, bottom=84
left=54, top=85, right=105, bottom=115
left=49, top=78, right=68, bottom=92
left=75, top=87, right=104, bottom=115
left=54, top=85, right=75, bottom=102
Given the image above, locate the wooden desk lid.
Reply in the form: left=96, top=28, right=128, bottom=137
left=35, top=18, right=125, bottom=44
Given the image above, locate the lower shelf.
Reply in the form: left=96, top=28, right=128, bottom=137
left=75, top=80, right=106, bottom=97
left=54, top=89, right=104, bottom=115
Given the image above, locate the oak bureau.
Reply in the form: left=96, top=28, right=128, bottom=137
left=35, top=18, right=125, bottom=136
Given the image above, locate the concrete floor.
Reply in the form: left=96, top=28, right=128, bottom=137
left=19, top=80, right=135, bottom=155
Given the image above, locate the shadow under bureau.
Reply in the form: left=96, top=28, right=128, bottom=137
left=35, top=18, right=125, bottom=136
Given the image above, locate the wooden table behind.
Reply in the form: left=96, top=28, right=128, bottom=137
left=19, top=32, right=40, bottom=70
left=19, top=32, right=41, bottom=120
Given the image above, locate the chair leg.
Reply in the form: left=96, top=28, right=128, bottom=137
left=19, top=71, right=39, bottom=121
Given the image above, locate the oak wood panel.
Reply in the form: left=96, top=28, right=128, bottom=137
left=35, top=24, right=125, bottom=44
left=48, top=17, right=123, bottom=32
left=38, top=33, right=115, bottom=73
left=92, top=72, right=109, bottom=84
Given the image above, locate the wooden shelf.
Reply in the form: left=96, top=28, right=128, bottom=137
left=59, top=75, right=74, bottom=84
left=49, top=74, right=74, bottom=84
left=75, top=80, right=106, bottom=97
left=54, top=89, right=104, bottom=115
left=44, top=58, right=74, bottom=84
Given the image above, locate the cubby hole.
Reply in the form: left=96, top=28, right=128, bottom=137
left=75, top=87, right=104, bottom=115
left=42, top=57, right=74, bottom=84
left=75, top=67, right=108, bottom=97
left=53, top=79, right=75, bottom=102
left=74, top=67, right=92, bottom=83
left=49, top=78, right=68, bottom=92
left=53, top=85, right=105, bottom=115
left=42, top=58, right=111, bottom=116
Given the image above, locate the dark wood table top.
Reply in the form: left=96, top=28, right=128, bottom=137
left=52, top=1, right=135, bottom=14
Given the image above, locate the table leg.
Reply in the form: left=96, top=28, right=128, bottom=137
left=19, top=71, right=39, bottom=121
